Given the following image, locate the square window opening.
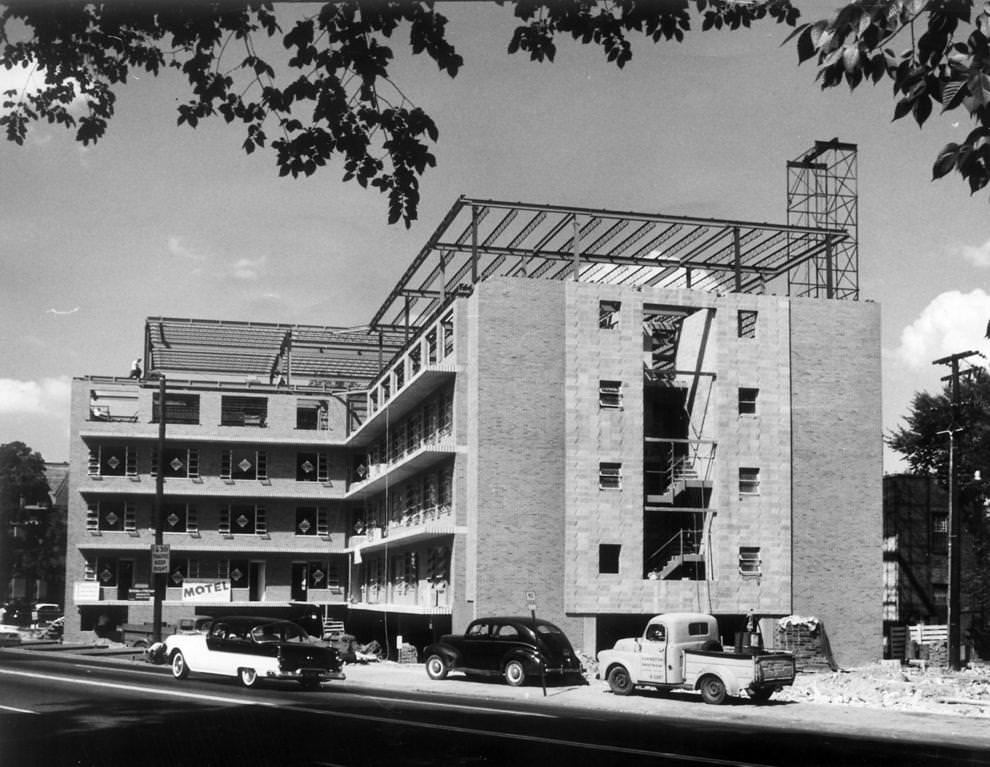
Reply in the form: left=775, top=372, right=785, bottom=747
left=739, top=546, right=762, bottom=577
left=737, top=310, right=758, bottom=339
left=738, top=387, right=759, bottom=415
left=739, top=467, right=760, bottom=494
left=599, top=544, right=621, bottom=574
left=599, top=380, right=623, bottom=409
left=599, top=301, right=621, bottom=330
left=599, top=462, right=622, bottom=490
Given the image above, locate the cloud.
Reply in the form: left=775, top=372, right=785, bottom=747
left=960, top=238, right=990, bottom=268
left=895, top=290, right=990, bottom=369
left=231, top=255, right=266, bottom=281
left=167, top=236, right=208, bottom=262
left=0, top=377, right=71, bottom=416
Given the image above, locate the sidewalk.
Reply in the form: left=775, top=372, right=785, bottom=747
left=8, top=643, right=990, bottom=749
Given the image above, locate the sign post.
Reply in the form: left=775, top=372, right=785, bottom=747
left=526, top=591, right=546, bottom=697
left=152, top=375, right=167, bottom=643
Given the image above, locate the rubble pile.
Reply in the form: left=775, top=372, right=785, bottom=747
left=779, top=662, right=990, bottom=717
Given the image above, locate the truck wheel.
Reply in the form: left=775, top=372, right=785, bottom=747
left=749, top=687, right=773, bottom=704
left=425, top=654, right=450, bottom=680
left=238, top=667, right=258, bottom=688
left=699, top=675, right=727, bottom=705
left=607, top=665, right=635, bottom=696
left=503, top=659, right=526, bottom=687
left=170, top=651, right=189, bottom=680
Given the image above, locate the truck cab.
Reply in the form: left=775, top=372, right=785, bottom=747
left=603, top=612, right=719, bottom=687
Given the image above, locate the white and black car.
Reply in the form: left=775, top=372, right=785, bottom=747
left=164, top=616, right=345, bottom=689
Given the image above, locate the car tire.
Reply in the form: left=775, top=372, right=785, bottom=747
left=170, top=651, right=189, bottom=680
left=238, top=667, right=258, bottom=688
left=607, top=665, right=635, bottom=696
left=749, top=687, right=773, bottom=704
left=699, top=674, right=727, bottom=705
left=503, top=659, right=526, bottom=687
left=425, top=654, right=449, bottom=681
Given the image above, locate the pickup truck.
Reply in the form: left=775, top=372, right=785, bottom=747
left=596, top=612, right=795, bottom=704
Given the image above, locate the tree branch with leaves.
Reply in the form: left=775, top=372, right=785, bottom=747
left=789, top=0, right=990, bottom=197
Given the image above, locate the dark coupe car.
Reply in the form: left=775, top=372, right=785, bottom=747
left=424, top=616, right=584, bottom=687
left=164, top=616, right=345, bottom=689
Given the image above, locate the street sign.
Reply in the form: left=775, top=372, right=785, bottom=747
left=151, top=544, right=170, bottom=574
left=526, top=590, right=536, bottom=611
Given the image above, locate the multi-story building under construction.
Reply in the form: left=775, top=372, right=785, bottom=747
left=63, top=140, right=881, bottom=665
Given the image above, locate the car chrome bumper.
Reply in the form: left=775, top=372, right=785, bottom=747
left=268, top=669, right=347, bottom=681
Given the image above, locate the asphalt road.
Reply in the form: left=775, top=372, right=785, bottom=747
left=1, top=649, right=988, bottom=767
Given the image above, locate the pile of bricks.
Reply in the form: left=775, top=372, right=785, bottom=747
left=397, top=643, right=419, bottom=664
left=775, top=623, right=832, bottom=671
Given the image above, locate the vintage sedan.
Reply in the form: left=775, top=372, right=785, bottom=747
left=164, top=616, right=345, bottom=689
left=424, top=616, right=584, bottom=687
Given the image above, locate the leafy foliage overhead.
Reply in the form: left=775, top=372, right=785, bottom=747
left=787, top=0, right=990, bottom=200
left=0, top=0, right=799, bottom=227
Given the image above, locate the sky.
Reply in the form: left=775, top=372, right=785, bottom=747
left=1, top=1, right=989, bottom=470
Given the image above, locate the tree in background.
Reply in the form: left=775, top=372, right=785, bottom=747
left=0, top=442, right=55, bottom=607
left=888, top=370, right=990, bottom=641
left=0, top=0, right=799, bottom=227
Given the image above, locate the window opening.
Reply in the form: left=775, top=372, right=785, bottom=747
left=739, top=467, right=761, bottom=494
left=153, top=392, right=200, bottom=424
left=737, top=310, right=758, bottom=339
left=599, top=300, right=620, bottom=329
left=738, top=387, right=759, bottom=415
left=739, top=546, right=762, bottom=576
left=599, top=380, right=623, bottom=409
left=296, top=399, right=329, bottom=430
left=220, top=396, right=268, bottom=427
left=599, top=544, right=621, bottom=574
left=599, top=462, right=622, bottom=490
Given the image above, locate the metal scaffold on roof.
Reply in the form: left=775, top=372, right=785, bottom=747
left=369, top=193, right=852, bottom=333
left=144, top=317, right=407, bottom=386
left=787, top=138, right=859, bottom=301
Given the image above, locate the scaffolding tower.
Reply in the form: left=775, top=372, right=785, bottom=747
left=787, top=139, right=859, bottom=300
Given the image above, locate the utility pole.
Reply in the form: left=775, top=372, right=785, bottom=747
left=933, top=350, right=981, bottom=670
left=152, top=376, right=167, bottom=643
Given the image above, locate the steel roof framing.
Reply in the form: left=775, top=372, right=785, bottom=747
left=369, top=196, right=850, bottom=331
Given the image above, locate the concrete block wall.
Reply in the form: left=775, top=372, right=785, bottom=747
left=460, top=278, right=575, bottom=638
left=790, top=297, right=883, bottom=667
left=707, top=292, right=793, bottom=616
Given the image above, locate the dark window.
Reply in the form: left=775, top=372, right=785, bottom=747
left=220, top=396, right=268, bottom=427
left=599, top=300, right=621, bottom=329
left=688, top=622, right=710, bottom=636
left=153, top=393, right=200, bottom=424
left=229, top=505, right=256, bottom=535
left=739, top=467, right=760, bottom=494
left=737, top=310, right=758, bottom=339
left=98, top=501, right=125, bottom=532
left=738, top=387, right=759, bottom=415
left=297, top=452, right=327, bottom=482
left=599, top=544, right=621, bottom=574
left=599, top=380, right=622, bottom=409
left=599, top=462, right=622, bottom=490
left=739, top=546, right=762, bottom=576
left=228, top=559, right=250, bottom=588
left=296, top=507, right=318, bottom=536
left=230, top=449, right=262, bottom=480
left=932, top=514, right=948, bottom=553
left=296, top=399, right=328, bottom=430
left=99, top=446, right=128, bottom=476
left=163, top=503, right=188, bottom=533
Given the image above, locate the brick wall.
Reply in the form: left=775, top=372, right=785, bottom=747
left=790, top=298, right=883, bottom=667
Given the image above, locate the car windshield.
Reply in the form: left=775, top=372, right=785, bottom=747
left=250, top=622, right=310, bottom=643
